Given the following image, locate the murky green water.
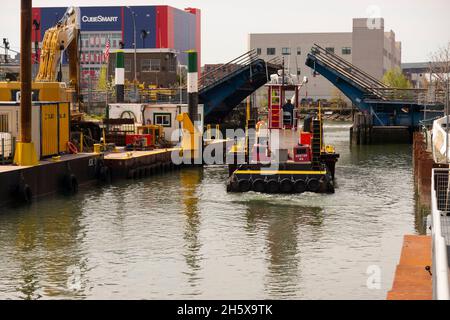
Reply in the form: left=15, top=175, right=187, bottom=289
left=0, top=123, right=418, bottom=300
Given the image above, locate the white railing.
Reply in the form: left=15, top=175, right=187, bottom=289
left=431, top=168, right=450, bottom=300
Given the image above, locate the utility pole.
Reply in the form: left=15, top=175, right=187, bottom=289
left=3, top=38, right=10, bottom=63
left=14, top=0, right=38, bottom=166
left=126, top=6, right=137, bottom=84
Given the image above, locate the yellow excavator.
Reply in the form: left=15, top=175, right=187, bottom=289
left=0, top=7, right=80, bottom=112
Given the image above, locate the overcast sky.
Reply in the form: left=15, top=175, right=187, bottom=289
left=1, top=0, right=449, bottom=64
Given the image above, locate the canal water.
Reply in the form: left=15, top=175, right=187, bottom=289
left=0, top=123, right=418, bottom=300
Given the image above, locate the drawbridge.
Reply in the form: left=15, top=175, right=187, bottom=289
left=305, top=44, right=445, bottom=127
left=199, top=50, right=282, bottom=124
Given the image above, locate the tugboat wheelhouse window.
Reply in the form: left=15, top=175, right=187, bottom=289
left=154, top=113, right=172, bottom=127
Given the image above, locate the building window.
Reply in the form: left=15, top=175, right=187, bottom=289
left=0, top=114, right=9, bottom=132
left=267, top=48, right=276, bottom=55
left=282, top=47, right=291, bottom=55
left=342, top=47, right=351, bottom=55
left=142, top=59, right=161, bottom=72
left=297, top=68, right=301, bottom=76
left=325, top=47, right=335, bottom=54
left=125, top=59, right=132, bottom=72
left=154, top=113, right=172, bottom=127
left=297, top=47, right=301, bottom=55
left=169, top=59, right=177, bottom=72
left=256, top=48, right=262, bottom=55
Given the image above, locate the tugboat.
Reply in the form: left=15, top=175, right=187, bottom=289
left=227, top=75, right=339, bottom=194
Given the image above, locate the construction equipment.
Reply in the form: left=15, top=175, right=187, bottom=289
left=36, top=7, right=81, bottom=108
left=0, top=7, right=80, bottom=107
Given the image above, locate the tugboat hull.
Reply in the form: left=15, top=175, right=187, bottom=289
left=227, top=163, right=335, bottom=194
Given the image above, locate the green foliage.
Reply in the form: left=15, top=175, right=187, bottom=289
left=382, top=67, right=412, bottom=89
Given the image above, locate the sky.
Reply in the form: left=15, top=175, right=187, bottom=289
left=0, top=0, right=449, bottom=64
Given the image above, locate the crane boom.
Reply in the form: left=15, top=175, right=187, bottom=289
left=35, top=7, right=80, bottom=101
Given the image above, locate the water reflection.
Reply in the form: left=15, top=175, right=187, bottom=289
left=0, top=123, right=419, bottom=300
left=244, top=200, right=323, bottom=298
left=180, top=169, right=203, bottom=294
left=5, top=196, right=88, bottom=299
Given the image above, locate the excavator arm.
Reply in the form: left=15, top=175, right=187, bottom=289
left=36, top=7, right=80, bottom=101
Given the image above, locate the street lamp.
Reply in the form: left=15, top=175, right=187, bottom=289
left=141, top=29, right=149, bottom=48
left=125, top=6, right=137, bottom=84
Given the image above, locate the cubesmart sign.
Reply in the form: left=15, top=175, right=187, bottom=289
left=80, top=7, right=122, bottom=31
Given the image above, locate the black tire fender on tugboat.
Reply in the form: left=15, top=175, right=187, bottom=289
left=307, top=178, right=321, bottom=193
left=266, top=179, right=280, bottom=194
left=252, top=179, right=266, bottom=193
left=294, top=179, right=307, bottom=194
left=280, top=179, right=294, bottom=194
left=238, top=179, right=252, bottom=193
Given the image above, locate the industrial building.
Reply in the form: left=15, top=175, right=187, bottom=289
left=249, top=18, right=402, bottom=103
left=31, top=5, right=201, bottom=88
left=402, top=62, right=432, bottom=89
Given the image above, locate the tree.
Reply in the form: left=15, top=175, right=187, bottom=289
left=430, top=42, right=450, bottom=92
left=97, top=65, right=108, bottom=91
left=382, top=67, right=412, bottom=89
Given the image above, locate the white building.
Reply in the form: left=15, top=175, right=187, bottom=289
left=249, top=18, right=402, bottom=103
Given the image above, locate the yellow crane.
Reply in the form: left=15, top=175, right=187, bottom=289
left=0, top=7, right=80, bottom=106
left=36, top=7, right=81, bottom=105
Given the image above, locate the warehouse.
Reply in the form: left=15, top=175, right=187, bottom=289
left=31, top=5, right=201, bottom=88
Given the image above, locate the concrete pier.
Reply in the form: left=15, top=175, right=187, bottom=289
left=350, top=112, right=412, bottom=145
left=387, top=235, right=432, bottom=300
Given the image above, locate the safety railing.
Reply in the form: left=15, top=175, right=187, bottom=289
left=309, top=44, right=389, bottom=100
left=0, top=133, right=15, bottom=165
left=431, top=168, right=450, bottom=300
left=198, top=50, right=260, bottom=90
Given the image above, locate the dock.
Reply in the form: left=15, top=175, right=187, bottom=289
left=0, top=153, right=102, bottom=206
left=104, top=148, right=181, bottom=179
left=387, top=235, right=432, bottom=300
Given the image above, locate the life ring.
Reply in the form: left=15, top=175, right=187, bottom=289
left=67, top=141, right=78, bottom=154
left=256, top=121, right=266, bottom=131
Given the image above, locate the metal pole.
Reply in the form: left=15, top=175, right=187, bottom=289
left=20, top=0, right=32, bottom=144
left=445, top=73, right=450, bottom=163
left=126, top=7, right=137, bottom=83
left=133, top=14, right=137, bottom=84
